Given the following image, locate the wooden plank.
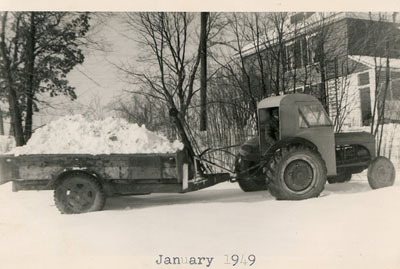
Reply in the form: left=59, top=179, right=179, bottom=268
left=162, top=167, right=177, bottom=178
left=2, top=151, right=184, bottom=185
left=19, top=166, right=60, bottom=180
left=104, top=166, right=129, bottom=179
left=129, top=155, right=162, bottom=179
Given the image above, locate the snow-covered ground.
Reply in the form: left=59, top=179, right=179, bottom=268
left=1, top=170, right=400, bottom=269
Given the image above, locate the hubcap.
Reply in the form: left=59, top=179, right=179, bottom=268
left=375, top=163, right=392, bottom=184
left=284, top=160, right=314, bottom=192
left=64, top=181, right=95, bottom=211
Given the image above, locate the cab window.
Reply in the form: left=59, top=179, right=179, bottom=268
left=299, top=103, right=332, bottom=128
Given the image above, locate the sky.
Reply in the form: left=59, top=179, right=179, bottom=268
left=69, top=14, right=139, bottom=103
left=35, top=14, right=140, bottom=127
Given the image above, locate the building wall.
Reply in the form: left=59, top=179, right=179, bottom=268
left=339, top=70, right=374, bottom=127
left=338, top=68, right=400, bottom=128
left=242, top=13, right=400, bottom=127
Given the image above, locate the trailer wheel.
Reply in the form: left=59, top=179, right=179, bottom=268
left=327, top=173, right=352, bottom=184
left=266, top=145, right=327, bottom=200
left=54, top=172, right=106, bottom=214
left=368, top=156, right=395, bottom=189
left=235, top=155, right=268, bottom=192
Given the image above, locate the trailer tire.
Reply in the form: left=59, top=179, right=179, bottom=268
left=266, top=145, right=327, bottom=200
left=54, top=172, right=106, bottom=214
left=235, top=155, right=268, bottom=192
left=368, top=156, right=395, bottom=189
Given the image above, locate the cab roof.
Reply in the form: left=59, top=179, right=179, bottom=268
left=257, top=93, right=319, bottom=109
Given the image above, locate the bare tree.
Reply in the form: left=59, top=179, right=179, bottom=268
left=119, top=13, right=207, bottom=122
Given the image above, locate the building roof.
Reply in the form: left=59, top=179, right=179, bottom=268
left=349, top=55, right=400, bottom=70
left=241, top=12, right=400, bottom=59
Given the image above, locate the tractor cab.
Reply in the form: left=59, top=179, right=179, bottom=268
left=257, top=94, right=336, bottom=176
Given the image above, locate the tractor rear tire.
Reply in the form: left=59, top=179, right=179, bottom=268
left=54, top=172, right=106, bottom=214
left=235, top=155, right=268, bottom=192
left=266, top=145, right=327, bottom=200
left=368, top=156, right=395, bottom=189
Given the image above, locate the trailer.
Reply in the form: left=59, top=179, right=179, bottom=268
left=0, top=151, right=230, bottom=214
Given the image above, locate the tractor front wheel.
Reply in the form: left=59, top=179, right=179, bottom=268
left=266, top=145, right=327, bottom=200
left=235, top=155, right=268, bottom=192
left=368, top=156, right=395, bottom=189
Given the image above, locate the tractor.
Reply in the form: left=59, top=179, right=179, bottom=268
left=235, top=93, right=396, bottom=200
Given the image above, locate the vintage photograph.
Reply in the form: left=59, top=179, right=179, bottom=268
left=0, top=10, right=399, bottom=268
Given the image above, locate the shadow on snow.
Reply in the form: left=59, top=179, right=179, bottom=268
left=105, top=179, right=373, bottom=211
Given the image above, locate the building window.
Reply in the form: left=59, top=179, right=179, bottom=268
left=286, top=42, right=295, bottom=70
left=294, top=40, right=302, bottom=68
left=358, top=72, right=370, bottom=86
left=359, top=87, right=372, bottom=126
left=302, top=37, right=308, bottom=66
left=391, top=79, right=400, bottom=100
left=325, top=59, right=338, bottom=79
left=307, top=34, right=320, bottom=64
left=286, top=37, right=308, bottom=70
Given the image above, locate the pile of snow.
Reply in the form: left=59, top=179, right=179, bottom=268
left=0, top=135, right=15, bottom=153
left=10, top=115, right=183, bottom=155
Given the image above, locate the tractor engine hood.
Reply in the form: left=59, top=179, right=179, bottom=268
left=335, top=131, right=376, bottom=158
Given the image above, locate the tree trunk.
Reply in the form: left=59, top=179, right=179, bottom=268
left=4, top=79, right=25, bottom=146
left=199, top=12, right=208, bottom=131
left=0, top=13, right=25, bottom=146
left=24, top=12, right=36, bottom=141
left=0, top=109, right=4, bottom=135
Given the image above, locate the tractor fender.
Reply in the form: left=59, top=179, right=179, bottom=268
left=263, top=136, right=318, bottom=158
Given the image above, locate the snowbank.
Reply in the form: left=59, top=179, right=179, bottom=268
left=0, top=135, right=16, bottom=153
left=10, top=115, right=183, bottom=155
